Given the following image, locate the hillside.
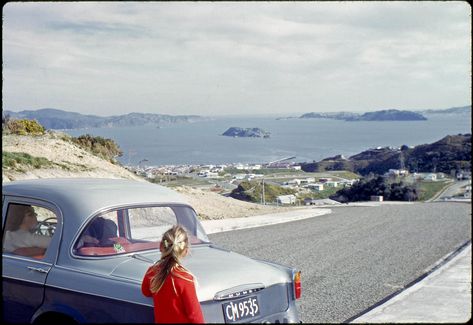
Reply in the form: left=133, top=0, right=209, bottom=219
left=301, top=134, right=471, bottom=175
left=422, top=105, right=471, bottom=115
left=300, top=109, right=426, bottom=121
left=2, top=131, right=143, bottom=182
left=2, top=131, right=290, bottom=219
left=3, top=108, right=208, bottom=129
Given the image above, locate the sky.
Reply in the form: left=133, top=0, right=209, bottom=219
left=2, top=1, right=471, bottom=116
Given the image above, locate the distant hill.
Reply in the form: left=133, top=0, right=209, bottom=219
left=299, top=112, right=359, bottom=120
left=301, top=134, right=471, bottom=175
left=300, top=109, right=426, bottom=121
left=3, top=108, right=208, bottom=130
left=421, top=105, right=471, bottom=115
left=355, top=109, right=426, bottom=121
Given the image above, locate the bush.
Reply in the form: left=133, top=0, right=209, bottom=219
left=71, top=134, right=123, bottom=163
left=5, top=119, right=45, bottom=135
left=330, top=175, right=418, bottom=202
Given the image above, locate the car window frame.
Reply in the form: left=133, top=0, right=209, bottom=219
left=2, top=195, right=63, bottom=264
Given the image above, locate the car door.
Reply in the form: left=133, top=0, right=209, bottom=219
left=2, top=197, right=62, bottom=323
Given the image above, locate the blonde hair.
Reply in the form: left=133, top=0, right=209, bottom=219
left=150, top=225, right=194, bottom=294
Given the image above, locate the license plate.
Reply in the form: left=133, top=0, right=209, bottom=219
left=222, top=295, right=260, bottom=323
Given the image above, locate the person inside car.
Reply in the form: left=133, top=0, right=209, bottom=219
left=3, top=204, right=52, bottom=257
left=76, top=216, right=118, bottom=249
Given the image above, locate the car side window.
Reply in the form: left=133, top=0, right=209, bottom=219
left=75, top=213, right=119, bottom=251
left=2, top=203, right=57, bottom=259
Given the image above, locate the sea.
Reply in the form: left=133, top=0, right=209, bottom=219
left=65, top=113, right=471, bottom=167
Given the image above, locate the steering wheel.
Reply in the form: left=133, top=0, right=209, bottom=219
left=34, top=217, right=57, bottom=236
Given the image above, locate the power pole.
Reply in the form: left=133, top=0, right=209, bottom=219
left=262, top=178, right=265, bottom=205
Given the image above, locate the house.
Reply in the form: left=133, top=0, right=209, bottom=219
left=198, top=170, right=210, bottom=177
left=325, top=181, right=339, bottom=187
left=423, top=173, right=437, bottom=181
left=339, top=179, right=358, bottom=187
left=307, top=183, right=324, bottom=191
left=233, top=174, right=247, bottom=180
left=277, top=195, right=297, bottom=205
left=299, top=178, right=315, bottom=184
left=235, top=164, right=250, bottom=170
left=287, top=179, right=301, bottom=186
left=388, top=169, right=409, bottom=176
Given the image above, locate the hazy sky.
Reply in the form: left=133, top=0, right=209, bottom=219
left=3, top=1, right=471, bottom=116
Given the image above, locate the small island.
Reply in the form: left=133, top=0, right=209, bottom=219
left=222, top=127, right=270, bottom=138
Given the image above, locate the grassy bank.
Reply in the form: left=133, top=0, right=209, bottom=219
left=417, top=180, right=452, bottom=201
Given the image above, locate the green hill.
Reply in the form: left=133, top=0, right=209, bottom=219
left=301, top=134, right=471, bottom=176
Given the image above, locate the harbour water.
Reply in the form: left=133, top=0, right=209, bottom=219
left=65, top=113, right=471, bottom=166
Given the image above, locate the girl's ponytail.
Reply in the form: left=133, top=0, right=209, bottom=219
left=150, top=225, right=192, bottom=293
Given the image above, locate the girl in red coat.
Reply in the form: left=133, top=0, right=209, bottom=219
left=141, top=225, right=204, bottom=323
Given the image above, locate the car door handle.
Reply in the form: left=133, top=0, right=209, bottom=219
left=27, top=266, right=50, bottom=274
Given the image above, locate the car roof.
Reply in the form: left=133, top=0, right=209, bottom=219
left=3, top=178, right=190, bottom=219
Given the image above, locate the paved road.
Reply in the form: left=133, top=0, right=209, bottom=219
left=434, top=180, right=471, bottom=201
left=208, top=202, right=471, bottom=323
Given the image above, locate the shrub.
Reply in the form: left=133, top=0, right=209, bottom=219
left=71, top=134, right=123, bottom=163
left=5, top=119, right=45, bottom=135
left=330, top=175, right=419, bottom=202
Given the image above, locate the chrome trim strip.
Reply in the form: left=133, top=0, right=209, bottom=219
left=214, top=283, right=265, bottom=301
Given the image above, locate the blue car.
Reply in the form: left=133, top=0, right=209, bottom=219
left=2, top=178, right=302, bottom=323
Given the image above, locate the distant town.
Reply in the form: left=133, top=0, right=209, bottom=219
left=125, top=156, right=472, bottom=206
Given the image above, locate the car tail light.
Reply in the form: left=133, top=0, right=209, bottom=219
left=293, top=270, right=301, bottom=299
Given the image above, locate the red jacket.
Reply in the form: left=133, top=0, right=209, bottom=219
left=141, top=265, right=205, bottom=323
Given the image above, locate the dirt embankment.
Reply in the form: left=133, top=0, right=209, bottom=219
left=2, top=132, right=291, bottom=219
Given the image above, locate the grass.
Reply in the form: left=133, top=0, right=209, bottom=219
left=223, top=167, right=306, bottom=176
left=326, top=171, right=360, bottom=180
left=417, top=180, right=452, bottom=201
left=2, top=151, right=93, bottom=173
left=299, top=186, right=344, bottom=200
left=2, top=151, right=55, bottom=171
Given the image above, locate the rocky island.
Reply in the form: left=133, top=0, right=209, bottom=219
left=222, top=127, right=270, bottom=138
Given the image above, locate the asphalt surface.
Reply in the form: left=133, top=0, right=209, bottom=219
left=434, top=179, right=471, bottom=200
left=208, top=202, right=471, bottom=323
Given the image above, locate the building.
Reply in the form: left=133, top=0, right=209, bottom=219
left=325, top=181, right=339, bottom=187
left=277, top=195, right=297, bottom=205
left=307, top=183, right=324, bottom=191
left=371, top=195, right=383, bottom=202
left=388, top=169, right=409, bottom=176
left=423, top=173, right=437, bottom=181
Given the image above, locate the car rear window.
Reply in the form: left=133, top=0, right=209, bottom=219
left=74, top=205, right=209, bottom=257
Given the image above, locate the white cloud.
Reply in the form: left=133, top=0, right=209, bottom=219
left=2, top=1, right=471, bottom=116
